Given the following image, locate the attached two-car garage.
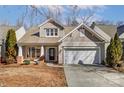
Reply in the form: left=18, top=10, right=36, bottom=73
left=64, top=47, right=101, bottom=64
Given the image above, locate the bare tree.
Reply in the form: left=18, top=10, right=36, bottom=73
left=116, top=21, right=124, bottom=27
left=30, top=5, right=62, bottom=22
left=65, top=5, right=96, bottom=26
left=95, top=20, right=114, bottom=25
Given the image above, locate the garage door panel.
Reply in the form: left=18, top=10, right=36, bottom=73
left=64, top=48, right=100, bottom=64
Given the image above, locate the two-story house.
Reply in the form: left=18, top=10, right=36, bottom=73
left=17, top=18, right=112, bottom=64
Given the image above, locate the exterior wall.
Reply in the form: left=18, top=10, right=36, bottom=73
left=104, top=42, right=110, bottom=59
left=58, top=29, right=105, bottom=64
left=39, top=22, right=64, bottom=38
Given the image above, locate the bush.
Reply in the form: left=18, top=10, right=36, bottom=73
left=23, top=60, right=30, bottom=65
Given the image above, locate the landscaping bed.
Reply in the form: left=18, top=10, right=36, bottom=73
left=0, top=63, right=67, bottom=87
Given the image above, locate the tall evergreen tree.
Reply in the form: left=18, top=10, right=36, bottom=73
left=106, top=33, right=123, bottom=67
left=114, top=33, right=123, bottom=66
left=106, top=38, right=116, bottom=66
left=6, top=29, right=17, bottom=63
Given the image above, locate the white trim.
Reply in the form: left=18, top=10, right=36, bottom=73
left=83, top=24, right=108, bottom=41
left=38, top=18, right=52, bottom=27
left=58, top=22, right=84, bottom=42
left=62, top=41, right=105, bottom=43
left=63, top=46, right=101, bottom=64
left=38, top=18, right=64, bottom=28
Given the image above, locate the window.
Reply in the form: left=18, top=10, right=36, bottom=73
left=45, top=28, right=58, bottom=37
left=51, top=29, right=53, bottom=36
left=27, top=47, right=40, bottom=58
left=55, top=29, right=58, bottom=36
left=46, top=29, right=49, bottom=36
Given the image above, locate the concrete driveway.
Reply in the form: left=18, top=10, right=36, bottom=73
left=64, top=65, right=124, bottom=87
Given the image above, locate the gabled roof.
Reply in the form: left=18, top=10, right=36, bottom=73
left=96, top=24, right=117, bottom=38
left=58, top=23, right=108, bottom=42
left=38, top=18, right=64, bottom=30
left=17, top=26, right=75, bottom=45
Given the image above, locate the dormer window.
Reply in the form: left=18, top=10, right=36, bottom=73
left=45, top=28, right=58, bottom=37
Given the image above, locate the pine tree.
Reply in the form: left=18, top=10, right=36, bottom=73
left=114, top=33, right=123, bottom=66
left=6, top=29, right=17, bottom=63
left=106, top=33, right=123, bottom=67
left=106, top=38, right=116, bottom=66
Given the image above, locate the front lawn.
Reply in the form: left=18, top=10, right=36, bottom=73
left=0, top=63, right=67, bottom=87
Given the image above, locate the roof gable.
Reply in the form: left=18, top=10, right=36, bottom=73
left=38, top=18, right=64, bottom=30
left=58, top=23, right=108, bottom=42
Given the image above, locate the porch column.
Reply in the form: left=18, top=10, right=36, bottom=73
left=18, top=46, right=23, bottom=56
left=17, top=45, right=23, bottom=64
left=40, top=45, right=44, bottom=61
left=40, top=45, right=44, bottom=56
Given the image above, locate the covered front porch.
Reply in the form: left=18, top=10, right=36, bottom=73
left=17, top=45, right=58, bottom=63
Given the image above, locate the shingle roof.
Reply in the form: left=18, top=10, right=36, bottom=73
left=93, top=26, right=111, bottom=42
left=17, top=26, right=75, bottom=45
left=96, top=24, right=117, bottom=38
left=0, top=25, right=18, bottom=44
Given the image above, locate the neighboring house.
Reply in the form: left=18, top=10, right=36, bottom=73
left=0, top=25, right=26, bottom=62
left=17, top=18, right=113, bottom=64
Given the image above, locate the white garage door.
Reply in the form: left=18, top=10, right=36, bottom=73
left=64, top=48, right=100, bottom=64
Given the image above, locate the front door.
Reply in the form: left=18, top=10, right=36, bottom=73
left=49, top=48, right=55, bottom=61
